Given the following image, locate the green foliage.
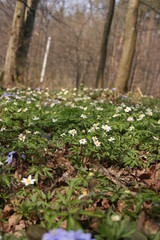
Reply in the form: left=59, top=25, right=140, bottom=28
left=96, top=211, right=136, bottom=240
left=0, top=88, right=160, bottom=239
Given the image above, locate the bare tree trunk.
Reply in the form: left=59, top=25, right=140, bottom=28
left=108, top=22, right=120, bottom=88
left=128, top=50, right=137, bottom=91
left=114, top=0, right=139, bottom=92
left=95, top=0, right=115, bottom=88
left=3, top=0, right=26, bottom=87
left=75, top=45, right=81, bottom=90
left=16, top=0, right=40, bottom=84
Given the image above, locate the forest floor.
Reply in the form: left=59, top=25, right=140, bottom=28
left=0, top=87, right=160, bottom=240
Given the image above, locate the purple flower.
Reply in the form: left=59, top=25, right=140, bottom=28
left=121, top=95, right=128, bottom=99
left=112, top=88, right=116, bottom=91
left=42, top=229, right=95, bottom=240
left=6, top=155, right=13, bottom=164
left=42, top=228, right=69, bottom=240
left=6, top=151, right=16, bottom=164
left=35, top=87, right=40, bottom=91
left=70, top=230, right=94, bottom=240
left=1, top=92, right=14, bottom=99
left=8, top=151, right=16, bottom=157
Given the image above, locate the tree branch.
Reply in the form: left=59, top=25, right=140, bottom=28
left=140, top=1, right=160, bottom=14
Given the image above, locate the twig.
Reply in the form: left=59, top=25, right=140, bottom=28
left=94, top=164, right=137, bottom=196
left=137, top=87, right=143, bottom=97
left=96, top=165, right=127, bottom=189
left=140, top=1, right=160, bottom=14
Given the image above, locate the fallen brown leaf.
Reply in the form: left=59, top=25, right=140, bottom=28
left=117, top=199, right=124, bottom=213
left=94, top=198, right=110, bottom=210
left=136, top=211, right=146, bottom=231
left=144, top=220, right=158, bottom=235
left=14, top=220, right=25, bottom=231
left=3, top=205, right=12, bottom=212
left=8, top=213, right=22, bottom=231
left=101, top=198, right=110, bottom=209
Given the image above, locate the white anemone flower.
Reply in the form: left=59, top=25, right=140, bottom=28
left=124, top=107, right=131, bottom=112
left=79, top=139, right=87, bottom=145
left=113, top=113, right=120, bottom=118
left=108, top=137, right=115, bottom=142
left=92, top=136, right=98, bottom=142
left=18, top=133, right=26, bottom=142
left=137, top=114, right=145, bottom=121
left=33, top=116, right=39, bottom=120
left=102, top=124, right=111, bottom=132
left=0, top=126, right=6, bottom=132
left=21, top=175, right=36, bottom=186
left=80, top=114, right=87, bottom=119
left=96, top=107, right=103, bottom=111
left=146, top=108, right=153, bottom=116
left=68, top=129, right=77, bottom=136
left=34, top=131, right=40, bottom=135
left=26, top=130, right=31, bottom=134
left=23, top=108, right=28, bottom=112
left=94, top=140, right=101, bottom=147
left=111, top=214, right=121, bottom=222
left=127, top=116, right=134, bottom=122
left=52, top=118, right=57, bottom=122
left=129, top=125, right=134, bottom=131
left=153, top=136, right=159, bottom=140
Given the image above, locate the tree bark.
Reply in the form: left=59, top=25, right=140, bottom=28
left=114, top=0, right=139, bottom=92
left=95, top=0, right=115, bottom=88
left=3, top=0, right=26, bottom=87
left=16, top=0, right=40, bottom=84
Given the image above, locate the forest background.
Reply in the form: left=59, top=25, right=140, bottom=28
left=0, top=0, right=159, bottom=96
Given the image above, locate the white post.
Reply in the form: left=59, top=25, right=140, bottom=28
left=40, top=36, right=51, bottom=83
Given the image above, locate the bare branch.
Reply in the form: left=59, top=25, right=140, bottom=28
left=140, top=1, right=160, bottom=14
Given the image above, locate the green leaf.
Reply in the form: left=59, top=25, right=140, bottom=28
left=67, top=215, right=82, bottom=231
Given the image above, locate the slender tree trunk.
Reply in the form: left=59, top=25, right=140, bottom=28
left=3, top=0, right=26, bottom=87
left=76, top=48, right=81, bottom=90
left=108, top=22, right=120, bottom=88
left=16, top=0, right=40, bottom=84
left=95, top=0, right=115, bottom=88
left=114, top=0, right=139, bottom=92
